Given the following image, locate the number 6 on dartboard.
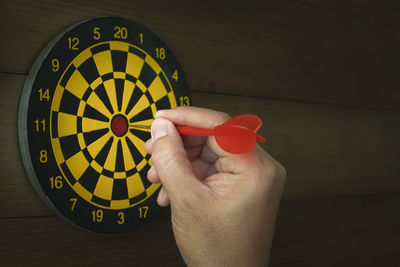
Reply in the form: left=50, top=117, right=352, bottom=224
left=18, top=17, right=191, bottom=234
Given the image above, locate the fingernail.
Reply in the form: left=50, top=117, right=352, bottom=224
left=155, top=110, right=165, bottom=118
left=147, top=166, right=155, bottom=178
left=157, top=187, right=165, bottom=203
left=151, top=118, right=168, bottom=142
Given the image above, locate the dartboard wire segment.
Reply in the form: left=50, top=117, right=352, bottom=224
left=18, top=17, right=191, bottom=234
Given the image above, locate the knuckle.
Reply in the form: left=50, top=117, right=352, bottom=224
left=264, top=160, right=278, bottom=178
left=152, top=149, right=186, bottom=173
left=278, top=163, right=287, bottom=180
left=258, top=153, right=286, bottom=182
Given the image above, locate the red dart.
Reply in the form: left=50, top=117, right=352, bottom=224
left=130, top=114, right=266, bottom=154
left=175, top=114, right=266, bottom=154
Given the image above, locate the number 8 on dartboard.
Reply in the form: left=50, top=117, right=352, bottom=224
left=18, top=17, right=190, bottom=234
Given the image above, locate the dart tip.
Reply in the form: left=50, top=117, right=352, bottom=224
left=129, top=125, right=151, bottom=130
left=256, top=134, right=266, bottom=143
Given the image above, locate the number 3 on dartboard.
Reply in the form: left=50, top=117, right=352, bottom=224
left=118, top=212, right=125, bottom=224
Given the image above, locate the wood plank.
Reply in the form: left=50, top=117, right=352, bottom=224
left=1, top=0, right=400, bottom=110
left=0, top=73, right=50, bottom=217
left=270, top=194, right=400, bottom=267
left=299, top=0, right=400, bottom=27
left=1, top=194, right=399, bottom=266
left=0, top=209, right=185, bottom=266
left=195, top=92, right=400, bottom=199
left=2, top=73, right=400, bottom=218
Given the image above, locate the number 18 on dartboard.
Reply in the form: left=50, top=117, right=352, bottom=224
left=18, top=17, right=191, bottom=234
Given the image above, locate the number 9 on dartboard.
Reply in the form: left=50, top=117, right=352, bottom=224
left=18, top=17, right=191, bottom=234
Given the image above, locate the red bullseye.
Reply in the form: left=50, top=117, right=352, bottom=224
left=111, top=115, right=128, bottom=137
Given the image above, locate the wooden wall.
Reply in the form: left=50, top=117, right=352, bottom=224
left=1, top=0, right=399, bottom=266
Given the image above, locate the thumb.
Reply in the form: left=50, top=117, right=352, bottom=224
left=150, top=118, right=201, bottom=204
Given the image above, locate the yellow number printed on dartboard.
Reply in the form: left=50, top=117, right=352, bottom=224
left=93, top=27, right=101, bottom=40
left=70, top=198, right=77, bottom=211
left=114, top=26, right=128, bottom=39
left=39, top=150, right=47, bottom=163
left=138, top=206, right=149, bottom=218
left=118, top=212, right=125, bottom=224
left=92, top=209, right=103, bottom=222
left=68, top=37, right=79, bottom=50
left=50, top=176, right=63, bottom=189
left=38, top=88, right=50, bottom=101
left=52, top=59, right=59, bottom=72
left=34, top=119, right=45, bottom=132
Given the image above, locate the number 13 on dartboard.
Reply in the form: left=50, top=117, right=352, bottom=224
left=18, top=17, right=191, bottom=234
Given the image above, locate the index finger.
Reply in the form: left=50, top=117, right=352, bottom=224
left=155, top=106, right=232, bottom=157
left=156, top=106, right=231, bottom=130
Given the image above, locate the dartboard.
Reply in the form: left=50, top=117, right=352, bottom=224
left=18, top=17, right=190, bottom=234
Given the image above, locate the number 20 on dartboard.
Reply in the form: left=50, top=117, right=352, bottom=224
left=19, top=17, right=190, bottom=234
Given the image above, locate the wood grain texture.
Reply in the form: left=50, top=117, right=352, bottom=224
left=1, top=73, right=400, bottom=219
left=270, top=194, right=400, bottom=267
left=0, top=209, right=185, bottom=267
left=0, top=73, right=50, bottom=218
left=1, top=0, right=400, bottom=110
left=299, top=0, right=400, bottom=27
left=1, top=194, right=399, bottom=266
left=196, top=92, right=400, bottom=198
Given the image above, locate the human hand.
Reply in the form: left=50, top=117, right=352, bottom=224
left=145, top=107, right=286, bottom=266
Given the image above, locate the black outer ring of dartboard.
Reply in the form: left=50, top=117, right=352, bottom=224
left=18, top=17, right=191, bottom=234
